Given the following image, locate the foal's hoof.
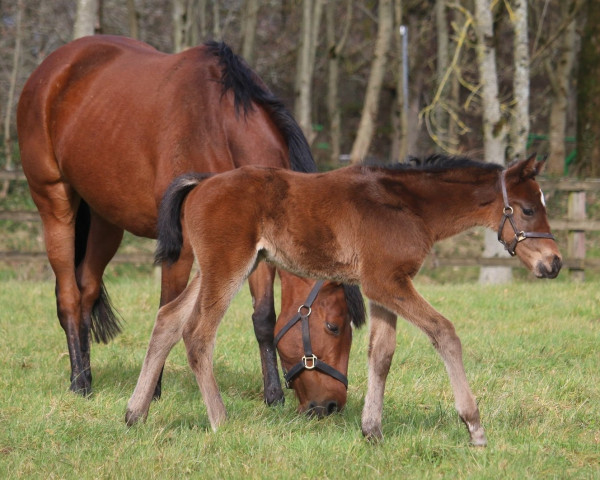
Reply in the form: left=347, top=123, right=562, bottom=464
left=125, top=409, right=146, bottom=427
left=70, top=379, right=92, bottom=397
left=264, top=387, right=285, bottom=406
left=469, top=427, right=487, bottom=447
left=361, top=425, right=383, bottom=444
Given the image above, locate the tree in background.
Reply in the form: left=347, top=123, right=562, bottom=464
left=576, top=0, right=600, bottom=177
left=350, top=0, right=393, bottom=164
left=73, top=0, right=100, bottom=38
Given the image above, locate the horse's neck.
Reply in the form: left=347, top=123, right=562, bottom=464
left=403, top=170, right=499, bottom=241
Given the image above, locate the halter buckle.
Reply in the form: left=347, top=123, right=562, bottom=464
left=302, top=354, right=318, bottom=370
left=517, top=231, right=526, bottom=242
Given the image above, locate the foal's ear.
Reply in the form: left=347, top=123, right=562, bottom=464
left=507, top=153, right=542, bottom=181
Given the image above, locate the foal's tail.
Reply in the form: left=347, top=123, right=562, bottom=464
left=155, top=173, right=212, bottom=266
left=75, top=201, right=122, bottom=344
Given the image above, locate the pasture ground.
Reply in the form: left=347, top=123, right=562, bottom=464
left=0, top=275, right=598, bottom=479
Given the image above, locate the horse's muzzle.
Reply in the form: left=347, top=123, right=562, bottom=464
left=536, top=255, right=562, bottom=279
left=305, top=400, right=339, bottom=418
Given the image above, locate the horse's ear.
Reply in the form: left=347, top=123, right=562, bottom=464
left=506, top=153, right=539, bottom=181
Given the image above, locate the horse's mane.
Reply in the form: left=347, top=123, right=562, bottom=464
left=365, top=154, right=504, bottom=173
left=204, top=41, right=316, bottom=174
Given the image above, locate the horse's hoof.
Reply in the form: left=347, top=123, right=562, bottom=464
left=264, top=389, right=285, bottom=406
left=70, top=380, right=92, bottom=397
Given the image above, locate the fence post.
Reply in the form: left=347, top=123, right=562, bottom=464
left=567, top=190, right=586, bottom=281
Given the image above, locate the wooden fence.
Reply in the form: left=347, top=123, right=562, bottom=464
left=1, top=170, right=599, bottom=278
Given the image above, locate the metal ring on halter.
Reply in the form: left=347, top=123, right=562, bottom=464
left=297, top=305, right=311, bottom=316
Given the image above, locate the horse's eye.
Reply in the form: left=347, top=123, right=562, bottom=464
left=522, top=207, right=534, bottom=216
left=325, top=322, right=340, bottom=334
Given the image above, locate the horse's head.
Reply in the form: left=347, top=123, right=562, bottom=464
left=497, top=155, right=562, bottom=278
left=275, top=272, right=365, bottom=417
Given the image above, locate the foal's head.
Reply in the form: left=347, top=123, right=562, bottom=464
left=275, top=271, right=365, bottom=417
left=496, top=156, right=562, bottom=278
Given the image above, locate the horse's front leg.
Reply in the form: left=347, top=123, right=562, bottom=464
left=248, top=263, right=284, bottom=406
left=363, top=277, right=486, bottom=446
left=126, top=273, right=200, bottom=426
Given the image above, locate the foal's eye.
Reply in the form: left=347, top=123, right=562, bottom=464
left=325, top=322, right=340, bottom=334
left=522, top=207, right=534, bottom=216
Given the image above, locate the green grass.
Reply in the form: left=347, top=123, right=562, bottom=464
left=0, top=276, right=598, bottom=479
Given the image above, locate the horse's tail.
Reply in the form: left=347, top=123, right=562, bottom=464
left=205, top=41, right=317, bottom=174
left=155, top=173, right=212, bottom=266
left=74, top=201, right=122, bottom=344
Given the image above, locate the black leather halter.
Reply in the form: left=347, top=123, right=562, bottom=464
left=497, top=170, right=555, bottom=256
left=273, top=280, right=349, bottom=389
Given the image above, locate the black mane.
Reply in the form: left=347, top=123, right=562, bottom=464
left=343, top=285, right=366, bottom=329
left=365, top=154, right=504, bottom=173
left=204, top=41, right=316, bottom=173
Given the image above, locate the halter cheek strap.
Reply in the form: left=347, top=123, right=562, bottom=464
left=273, top=280, right=349, bottom=389
left=497, top=170, right=555, bottom=256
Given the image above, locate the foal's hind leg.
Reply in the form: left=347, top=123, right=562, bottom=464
left=362, top=278, right=486, bottom=446
left=153, top=241, right=195, bottom=400
left=248, top=263, right=284, bottom=405
left=126, top=273, right=201, bottom=425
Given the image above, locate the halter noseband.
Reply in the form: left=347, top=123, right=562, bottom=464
left=273, top=280, right=349, bottom=389
left=497, top=170, right=555, bottom=256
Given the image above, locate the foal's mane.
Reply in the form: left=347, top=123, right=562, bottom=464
left=366, top=154, right=504, bottom=173
left=204, top=41, right=316, bottom=174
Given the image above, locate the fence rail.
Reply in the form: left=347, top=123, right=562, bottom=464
left=1, top=170, right=599, bottom=277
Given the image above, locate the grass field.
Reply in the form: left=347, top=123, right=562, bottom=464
left=0, top=274, right=598, bottom=479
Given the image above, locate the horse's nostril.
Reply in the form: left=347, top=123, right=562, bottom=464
left=326, top=401, right=338, bottom=415
left=553, top=255, right=562, bottom=273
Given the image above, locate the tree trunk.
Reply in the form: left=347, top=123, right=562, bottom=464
left=326, top=0, right=353, bottom=164
left=546, top=14, right=576, bottom=177
left=390, top=0, right=408, bottom=163
left=241, top=0, right=259, bottom=64
left=474, top=0, right=511, bottom=284
left=350, top=0, right=394, bottom=164
left=1, top=0, right=23, bottom=199
left=509, top=0, right=529, bottom=159
left=173, top=0, right=199, bottom=53
left=294, top=0, right=325, bottom=143
left=73, top=0, right=99, bottom=39
left=434, top=0, right=449, bottom=151
left=127, top=0, right=139, bottom=39
left=576, top=0, right=600, bottom=177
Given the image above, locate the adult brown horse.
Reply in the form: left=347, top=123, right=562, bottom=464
left=125, top=154, right=561, bottom=444
left=16, top=35, right=364, bottom=415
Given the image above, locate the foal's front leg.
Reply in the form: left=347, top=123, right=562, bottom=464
left=362, top=278, right=486, bottom=446
left=126, top=274, right=201, bottom=426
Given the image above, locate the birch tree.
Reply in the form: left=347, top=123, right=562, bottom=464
left=510, top=0, right=529, bottom=159
left=350, top=0, right=393, bottom=164
left=390, top=0, right=408, bottom=163
left=474, top=0, right=511, bottom=284
left=173, top=0, right=199, bottom=53
left=73, top=0, right=99, bottom=39
left=294, top=0, right=325, bottom=142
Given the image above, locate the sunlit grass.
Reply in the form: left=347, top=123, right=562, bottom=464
left=0, top=276, right=598, bottom=479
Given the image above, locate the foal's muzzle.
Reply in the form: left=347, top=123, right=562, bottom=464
left=536, top=255, right=562, bottom=279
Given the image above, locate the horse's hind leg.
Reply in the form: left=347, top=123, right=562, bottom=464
left=126, top=273, right=201, bottom=425
left=248, top=263, right=284, bottom=405
left=76, top=212, right=124, bottom=386
left=28, top=184, right=90, bottom=394
left=363, top=278, right=486, bottom=446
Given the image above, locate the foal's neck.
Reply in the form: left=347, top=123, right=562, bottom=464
left=404, top=168, right=500, bottom=242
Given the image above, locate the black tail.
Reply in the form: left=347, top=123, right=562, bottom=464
left=155, top=173, right=212, bottom=266
left=205, top=41, right=317, bottom=174
left=74, top=201, right=122, bottom=344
